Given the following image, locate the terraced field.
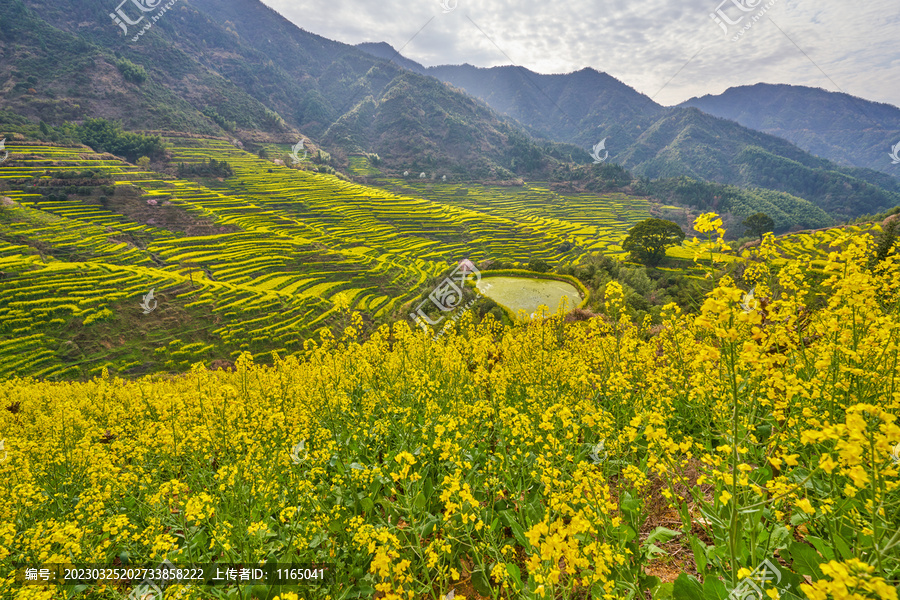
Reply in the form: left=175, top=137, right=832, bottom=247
left=766, top=224, right=880, bottom=268
left=0, top=138, right=656, bottom=380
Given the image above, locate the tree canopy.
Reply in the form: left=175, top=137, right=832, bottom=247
left=743, top=212, right=775, bottom=241
left=622, top=218, right=685, bottom=266
left=77, top=118, right=164, bottom=162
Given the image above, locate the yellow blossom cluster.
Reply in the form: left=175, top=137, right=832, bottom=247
left=1, top=214, right=898, bottom=598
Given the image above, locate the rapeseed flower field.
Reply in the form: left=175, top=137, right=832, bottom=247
left=1, top=217, right=898, bottom=599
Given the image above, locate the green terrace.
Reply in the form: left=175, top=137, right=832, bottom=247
left=0, top=137, right=685, bottom=380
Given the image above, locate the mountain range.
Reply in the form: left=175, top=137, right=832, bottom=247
left=0, top=0, right=898, bottom=228
left=681, top=83, right=900, bottom=176
left=357, top=42, right=900, bottom=220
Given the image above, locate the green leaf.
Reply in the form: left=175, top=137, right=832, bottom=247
left=471, top=568, right=492, bottom=596
left=690, top=537, right=708, bottom=573
left=768, top=525, right=793, bottom=552
left=344, top=584, right=376, bottom=598
left=500, top=510, right=529, bottom=549
left=646, top=526, right=680, bottom=545
left=672, top=573, right=704, bottom=600
left=360, top=497, right=374, bottom=515
left=621, top=490, right=641, bottom=515
left=423, top=475, right=433, bottom=499
left=834, top=534, right=852, bottom=560
left=417, top=514, right=439, bottom=539
left=413, top=491, right=427, bottom=511
left=505, top=563, right=522, bottom=589
left=621, top=524, right=638, bottom=543
left=646, top=543, right=667, bottom=559
left=701, top=575, right=726, bottom=600
left=652, top=582, right=674, bottom=600
left=641, top=575, right=662, bottom=590
left=805, top=536, right=835, bottom=561
left=789, top=541, right=825, bottom=578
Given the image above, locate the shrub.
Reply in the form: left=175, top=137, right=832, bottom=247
left=116, top=58, right=148, bottom=84
left=527, top=259, right=551, bottom=273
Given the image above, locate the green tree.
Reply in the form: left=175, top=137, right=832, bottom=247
left=76, top=118, right=164, bottom=162
left=528, top=259, right=551, bottom=273
left=622, top=218, right=685, bottom=266
left=743, top=212, right=775, bottom=241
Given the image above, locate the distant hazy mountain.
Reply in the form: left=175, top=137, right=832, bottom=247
left=355, top=43, right=900, bottom=218
left=355, top=43, right=665, bottom=150
left=681, top=83, right=900, bottom=177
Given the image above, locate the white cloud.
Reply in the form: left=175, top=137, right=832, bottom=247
left=262, top=0, right=900, bottom=107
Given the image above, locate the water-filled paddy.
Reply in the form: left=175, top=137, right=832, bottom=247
left=476, top=276, right=581, bottom=318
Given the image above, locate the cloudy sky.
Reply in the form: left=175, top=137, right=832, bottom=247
left=260, top=0, right=899, bottom=107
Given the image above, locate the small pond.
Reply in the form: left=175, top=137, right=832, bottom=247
left=476, top=276, right=581, bottom=319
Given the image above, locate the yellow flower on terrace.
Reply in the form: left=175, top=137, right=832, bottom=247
left=795, top=498, right=815, bottom=515
left=525, top=520, right=549, bottom=548
left=184, top=492, right=215, bottom=522
left=390, top=451, right=420, bottom=482
left=247, top=520, right=269, bottom=536
left=819, top=454, right=838, bottom=473
left=801, top=558, right=897, bottom=600
left=693, top=212, right=724, bottom=235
